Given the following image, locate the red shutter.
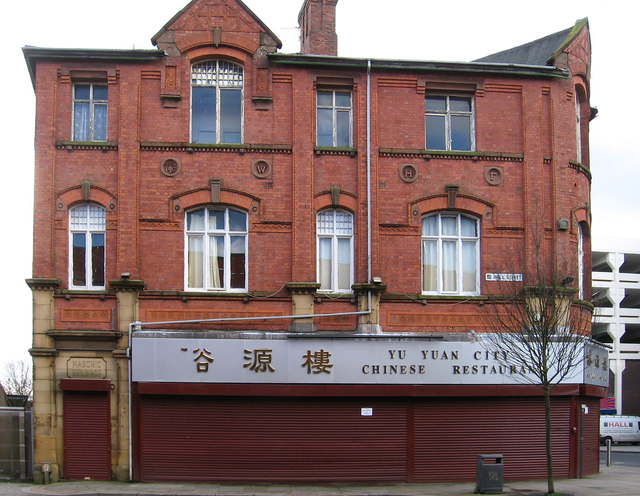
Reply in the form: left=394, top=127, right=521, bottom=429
left=411, top=397, right=571, bottom=482
left=138, top=396, right=406, bottom=483
left=580, top=397, right=600, bottom=476
left=63, top=391, right=111, bottom=480
left=137, top=394, right=575, bottom=483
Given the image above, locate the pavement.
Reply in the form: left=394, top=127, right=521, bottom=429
left=1, top=448, right=638, bottom=496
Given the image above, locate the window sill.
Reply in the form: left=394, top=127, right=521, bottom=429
left=56, top=141, right=118, bottom=151
left=378, top=148, right=523, bottom=162
left=139, top=142, right=292, bottom=154
left=314, top=146, right=357, bottom=157
left=179, top=290, right=249, bottom=297
left=381, top=293, right=487, bottom=303
left=140, top=290, right=288, bottom=300
left=316, top=291, right=355, bottom=299
left=420, top=293, right=483, bottom=299
left=58, top=289, right=110, bottom=300
left=62, top=289, right=109, bottom=295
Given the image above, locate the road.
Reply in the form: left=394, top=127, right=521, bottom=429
left=600, top=445, right=640, bottom=468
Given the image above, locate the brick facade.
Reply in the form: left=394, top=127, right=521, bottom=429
left=25, top=0, right=597, bottom=483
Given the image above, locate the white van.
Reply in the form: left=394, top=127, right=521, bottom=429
left=600, top=415, right=640, bottom=445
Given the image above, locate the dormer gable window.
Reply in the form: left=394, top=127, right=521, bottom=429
left=191, top=60, right=244, bottom=144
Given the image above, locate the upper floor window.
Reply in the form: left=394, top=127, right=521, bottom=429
left=422, top=212, right=479, bottom=295
left=317, top=209, right=354, bottom=292
left=185, top=207, right=247, bottom=291
left=575, top=93, right=582, bottom=163
left=578, top=223, right=585, bottom=300
left=69, top=204, right=106, bottom=290
left=317, top=90, right=352, bottom=147
left=425, top=95, right=474, bottom=151
left=73, top=84, right=108, bottom=141
left=191, top=60, right=243, bottom=144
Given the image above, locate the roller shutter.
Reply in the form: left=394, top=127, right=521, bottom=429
left=63, top=391, right=111, bottom=480
left=580, top=397, right=600, bottom=476
left=412, top=397, right=571, bottom=482
left=138, top=396, right=406, bottom=483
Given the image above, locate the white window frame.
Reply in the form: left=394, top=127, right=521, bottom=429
left=72, top=83, right=108, bottom=142
left=316, top=90, right=353, bottom=147
left=421, top=212, right=480, bottom=296
left=425, top=94, right=475, bottom=151
left=575, top=92, right=582, bottom=163
left=184, top=207, right=248, bottom=292
left=191, top=60, right=244, bottom=144
left=316, top=209, right=354, bottom=293
left=578, top=223, right=584, bottom=300
left=68, top=204, right=106, bottom=290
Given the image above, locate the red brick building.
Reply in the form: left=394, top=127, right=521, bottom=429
left=24, top=0, right=605, bottom=484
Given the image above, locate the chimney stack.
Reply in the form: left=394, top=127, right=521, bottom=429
left=298, top=0, right=338, bottom=56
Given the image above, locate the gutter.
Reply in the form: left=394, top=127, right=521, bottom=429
left=22, top=46, right=166, bottom=89
left=268, top=53, right=568, bottom=79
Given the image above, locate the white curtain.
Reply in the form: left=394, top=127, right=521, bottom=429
left=208, top=236, right=222, bottom=288
left=74, top=103, right=90, bottom=141
left=337, top=238, right=351, bottom=290
left=442, top=240, right=457, bottom=292
left=422, top=240, right=437, bottom=291
left=319, top=238, right=332, bottom=290
left=188, top=236, right=203, bottom=288
left=462, top=241, right=477, bottom=292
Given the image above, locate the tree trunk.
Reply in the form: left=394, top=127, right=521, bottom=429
left=544, top=383, right=555, bottom=494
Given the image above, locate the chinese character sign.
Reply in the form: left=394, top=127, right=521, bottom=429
left=244, top=348, right=276, bottom=373
left=181, top=347, right=214, bottom=373
left=302, top=349, right=333, bottom=374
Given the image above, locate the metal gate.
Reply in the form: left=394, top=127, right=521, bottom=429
left=137, top=393, right=576, bottom=483
left=63, top=390, right=111, bottom=480
left=138, top=395, right=407, bottom=482
left=411, top=397, right=571, bottom=482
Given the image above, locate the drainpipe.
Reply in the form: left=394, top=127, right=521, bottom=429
left=367, top=59, right=373, bottom=313
left=127, top=321, right=139, bottom=482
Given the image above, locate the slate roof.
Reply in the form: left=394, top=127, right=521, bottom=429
left=474, top=25, right=575, bottom=66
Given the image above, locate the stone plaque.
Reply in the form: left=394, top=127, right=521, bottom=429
left=67, top=357, right=107, bottom=379
left=399, top=164, right=418, bottom=183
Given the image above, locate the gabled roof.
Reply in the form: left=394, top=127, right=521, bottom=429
left=474, top=19, right=588, bottom=66
left=151, top=0, right=282, bottom=49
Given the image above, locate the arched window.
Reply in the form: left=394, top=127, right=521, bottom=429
left=69, top=204, right=106, bottom=290
left=578, top=223, right=585, bottom=300
left=185, top=207, right=247, bottom=291
left=422, top=212, right=480, bottom=295
left=317, top=209, right=354, bottom=292
left=575, top=92, right=582, bottom=163
left=191, top=60, right=243, bottom=144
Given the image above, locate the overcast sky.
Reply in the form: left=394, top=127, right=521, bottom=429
left=1, top=0, right=637, bottom=370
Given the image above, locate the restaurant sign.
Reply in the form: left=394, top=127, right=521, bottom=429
left=131, top=331, right=608, bottom=388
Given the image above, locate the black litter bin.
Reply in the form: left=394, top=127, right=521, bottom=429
left=476, top=454, right=503, bottom=494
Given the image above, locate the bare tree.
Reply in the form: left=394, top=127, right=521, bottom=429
left=481, top=267, right=592, bottom=495
left=2, top=359, right=33, bottom=399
